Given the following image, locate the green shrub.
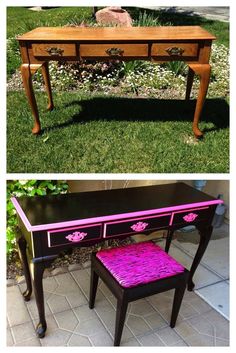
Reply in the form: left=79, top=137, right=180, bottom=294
left=7, top=180, right=68, bottom=255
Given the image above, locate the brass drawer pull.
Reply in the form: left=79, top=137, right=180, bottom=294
left=46, top=47, right=64, bottom=56
left=106, top=47, right=124, bottom=56
left=166, top=47, right=185, bottom=56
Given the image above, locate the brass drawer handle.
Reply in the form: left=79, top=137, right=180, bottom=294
left=105, top=47, right=124, bottom=56
left=166, top=47, right=185, bottom=56
left=46, top=47, right=64, bottom=56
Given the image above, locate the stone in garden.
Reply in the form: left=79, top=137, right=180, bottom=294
left=28, top=7, right=43, bottom=11
left=95, top=7, right=132, bottom=27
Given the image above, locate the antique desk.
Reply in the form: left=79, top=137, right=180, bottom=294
left=12, top=182, right=222, bottom=338
left=17, top=26, right=215, bottom=137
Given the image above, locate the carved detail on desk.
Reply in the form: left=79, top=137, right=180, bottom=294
left=106, top=47, right=124, bottom=56
left=166, top=46, right=185, bottom=56
left=65, top=231, right=87, bottom=242
left=46, top=47, right=64, bottom=56
left=183, top=212, right=198, bottom=222
left=130, top=221, right=149, bottom=232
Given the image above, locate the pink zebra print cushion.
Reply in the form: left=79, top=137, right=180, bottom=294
left=96, top=241, right=185, bottom=288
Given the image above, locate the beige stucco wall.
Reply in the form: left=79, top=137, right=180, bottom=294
left=68, top=180, right=229, bottom=220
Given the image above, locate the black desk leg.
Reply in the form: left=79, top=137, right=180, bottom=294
left=188, top=224, right=213, bottom=291
left=165, top=229, right=175, bottom=253
left=30, top=261, right=47, bottom=338
left=16, top=235, right=32, bottom=301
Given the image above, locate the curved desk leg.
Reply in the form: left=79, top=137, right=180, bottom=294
left=30, top=261, right=47, bottom=338
left=16, top=235, right=32, bottom=301
left=41, top=62, right=54, bottom=111
left=185, top=66, right=195, bottom=100
left=189, top=64, right=211, bottom=139
left=21, top=63, right=41, bottom=134
left=187, top=224, right=213, bottom=291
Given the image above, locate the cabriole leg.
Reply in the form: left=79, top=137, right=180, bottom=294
left=41, top=62, right=54, bottom=111
left=21, top=63, right=41, bottom=134
left=189, top=64, right=211, bottom=139
left=16, top=235, right=32, bottom=301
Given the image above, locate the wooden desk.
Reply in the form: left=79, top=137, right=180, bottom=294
left=12, top=182, right=222, bottom=338
left=18, top=26, right=215, bottom=137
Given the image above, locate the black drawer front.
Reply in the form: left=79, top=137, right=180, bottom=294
left=171, top=207, right=210, bottom=226
left=104, top=213, right=171, bottom=238
left=48, top=224, right=102, bottom=248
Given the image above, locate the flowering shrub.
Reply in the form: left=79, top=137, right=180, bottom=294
left=7, top=43, right=229, bottom=99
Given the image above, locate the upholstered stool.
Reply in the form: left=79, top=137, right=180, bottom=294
left=89, top=241, right=189, bottom=346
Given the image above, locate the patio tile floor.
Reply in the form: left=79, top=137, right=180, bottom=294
left=7, top=266, right=229, bottom=346
left=6, top=224, right=229, bottom=346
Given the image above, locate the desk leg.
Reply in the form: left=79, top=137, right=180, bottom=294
left=30, top=261, right=47, bottom=338
left=21, top=63, right=41, bottom=134
left=165, top=229, right=174, bottom=253
left=185, top=67, right=195, bottom=100
left=188, top=64, right=211, bottom=139
left=41, top=62, right=54, bottom=111
left=187, top=224, right=213, bottom=291
left=16, top=235, right=32, bottom=301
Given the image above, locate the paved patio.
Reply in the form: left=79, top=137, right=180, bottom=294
left=7, top=224, right=229, bottom=346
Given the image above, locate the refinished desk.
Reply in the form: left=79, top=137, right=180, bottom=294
left=12, top=182, right=222, bottom=338
left=17, top=26, right=215, bottom=137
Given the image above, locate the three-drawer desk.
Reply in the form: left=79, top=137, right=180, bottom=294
left=12, top=182, right=222, bottom=338
left=17, top=26, right=215, bottom=137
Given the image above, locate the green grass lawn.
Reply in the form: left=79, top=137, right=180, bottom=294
left=7, top=7, right=229, bottom=173
left=7, top=91, right=229, bottom=173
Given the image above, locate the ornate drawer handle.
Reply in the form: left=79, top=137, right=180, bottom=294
left=105, top=47, right=124, bottom=56
left=65, top=231, right=87, bottom=242
left=131, top=221, right=149, bottom=232
left=46, top=47, right=64, bottom=56
left=166, top=47, right=185, bottom=56
left=183, top=213, right=198, bottom=222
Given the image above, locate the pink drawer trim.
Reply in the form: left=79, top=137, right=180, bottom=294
left=169, top=206, right=209, bottom=225
left=47, top=223, right=102, bottom=248
left=103, top=213, right=171, bottom=238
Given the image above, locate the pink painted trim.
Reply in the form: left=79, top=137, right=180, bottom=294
left=47, top=223, right=102, bottom=248
left=11, top=197, right=32, bottom=231
left=169, top=206, right=208, bottom=225
left=11, top=196, right=223, bottom=232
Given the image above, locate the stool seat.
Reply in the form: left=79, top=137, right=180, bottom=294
left=96, top=241, right=185, bottom=288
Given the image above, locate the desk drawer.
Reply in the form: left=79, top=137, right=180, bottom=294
left=47, top=223, right=102, bottom=248
left=171, top=207, right=210, bottom=226
left=32, top=43, right=77, bottom=57
left=80, top=44, right=148, bottom=58
left=104, top=213, right=171, bottom=238
left=151, top=43, right=198, bottom=58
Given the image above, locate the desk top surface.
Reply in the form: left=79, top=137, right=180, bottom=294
left=18, top=26, right=216, bottom=41
left=12, top=183, right=221, bottom=232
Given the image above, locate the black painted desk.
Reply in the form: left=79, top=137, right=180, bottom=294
left=12, top=182, right=222, bottom=338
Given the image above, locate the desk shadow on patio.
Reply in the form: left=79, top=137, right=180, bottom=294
left=46, top=97, right=229, bottom=134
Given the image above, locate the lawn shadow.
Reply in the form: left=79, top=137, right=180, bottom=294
left=42, top=97, right=229, bottom=134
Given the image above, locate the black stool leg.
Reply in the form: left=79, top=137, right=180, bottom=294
left=114, top=299, right=128, bottom=346
left=89, top=267, right=99, bottom=309
left=170, top=285, right=186, bottom=328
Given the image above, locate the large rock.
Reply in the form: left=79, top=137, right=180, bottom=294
left=95, top=7, right=132, bottom=27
